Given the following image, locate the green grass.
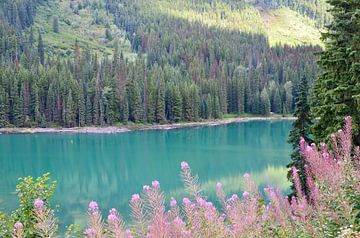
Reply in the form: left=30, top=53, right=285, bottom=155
left=33, top=0, right=137, bottom=59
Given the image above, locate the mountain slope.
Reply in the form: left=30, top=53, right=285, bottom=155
left=32, top=0, right=136, bottom=58
left=151, top=0, right=324, bottom=46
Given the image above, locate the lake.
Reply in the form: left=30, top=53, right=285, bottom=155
left=0, top=120, right=292, bottom=229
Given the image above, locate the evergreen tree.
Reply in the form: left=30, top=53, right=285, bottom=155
left=78, top=85, right=85, bottom=127
left=53, top=16, right=59, bottom=33
left=85, top=94, right=92, bottom=125
left=287, top=76, right=313, bottom=197
left=65, top=90, right=74, bottom=127
left=312, top=0, right=360, bottom=145
left=0, top=88, right=8, bottom=127
left=172, top=86, right=182, bottom=122
left=155, top=79, right=165, bottom=124
left=259, top=88, right=270, bottom=116
left=37, top=31, right=44, bottom=65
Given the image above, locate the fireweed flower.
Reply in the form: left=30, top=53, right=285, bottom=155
left=216, top=182, right=222, bottom=189
left=84, top=228, right=96, bottom=235
left=14, top=221, right=23, bottom=229
left=243, top=191, right=250, bottom=198
left=88, top=201, right=98, bottom=213
left=131, top=194, right=141, bottom=203
left=170, top=197, right=177, bottom=207
left=243, top=173, right=250, bottom=179
left=34, top=199, right=44, bottom=209
left=152, top=180, right=160, bottom=188
left=183, top=197, right=191, bottom=205
left=181, top=161, right=189, bottom=170
left=143, top=185, right=150, bottom=191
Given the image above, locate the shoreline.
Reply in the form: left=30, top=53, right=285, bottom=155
left=0, top=117, right=295, bottom=134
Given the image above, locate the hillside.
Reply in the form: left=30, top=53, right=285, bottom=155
left=151, top=0, right=324, bottom=46
left=32, top=0, right=136, bottom=58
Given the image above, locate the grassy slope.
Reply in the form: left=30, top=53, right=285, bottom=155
left=153, top=0, right=323, bottom=47
left=33, top=0, right=136, bottom=59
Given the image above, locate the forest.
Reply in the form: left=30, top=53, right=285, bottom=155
left=0, top=0, right=321, bottom=127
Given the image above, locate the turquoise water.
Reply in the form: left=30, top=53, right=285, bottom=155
left=0, top=120, right=292, bottom=229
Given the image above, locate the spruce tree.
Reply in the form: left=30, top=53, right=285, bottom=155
left=155, top=79, right=166, bottom=124
left=287, top=76, right=313, bottom=197
left=260, top=88, right=270, bottom=116
left=37, top=31, right=44, bottom=65
left=312, top=0, right=360, bottom=145
left=53, top=16, right=59, bottom=33
left=78, top=85, right=85, bottom=127
left=0, top=88, right=8, bottom=127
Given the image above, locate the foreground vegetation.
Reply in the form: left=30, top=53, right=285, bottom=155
left=0, top=117, right=358, bottom=237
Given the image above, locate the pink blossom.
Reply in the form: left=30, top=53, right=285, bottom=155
left=183, top=197, right=191, bottom=205
left=243, top=173, right=250, bottom=179
left=181, top=161, right=189, bottom=170
left=170, top=197, right=177, bottom=207
left=34, top=199, right=44, bottom=209
left=84, top=228, right=96, bottom=235
left=152, top=180, right=160, bottom=188
left=196, top=197, right=206, bottom=206
left=300, top=137, right=305, bottom=143
left=131, top=194, right=141, bottom=203
left=216, top=182, right=222, bottom=189
left=228, top=194, right=238, bottom=202
left=242, top=191, right=250, bottom=198
left=88, top=201, right=98, bottom=213
left=108, top=214, right=119, bottom=223
left=143, top=185, right=150, bottom=191
left=14, top=221, right=23, bottom=229
left=306, top=146, right=313, bottom=152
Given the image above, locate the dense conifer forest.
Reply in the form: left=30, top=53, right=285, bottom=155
left=0, top=0, right=324, bottom=127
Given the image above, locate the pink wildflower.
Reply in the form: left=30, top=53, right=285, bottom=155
left=170, top=197, right=177, bottom=207
left=131, top=194, right=141, bottom=203
left=242, top=191, right=250, bottom=198
left=143, top=185, right=150, bottom=191
left=152, top=180, right=160, bottom=188
left=183, top=197, right=191, bottom=205
left=216, top=182, right=222, bottom=189
left=181, top=161, right=189, bottom=169
left=88, top=201, right=98, bottom=213
left=34, top=199, right=44, bottom=209
left=14, top=221, right=23, bottom=229
left=243, top=173, right=250, bottom=179
left=84, top=228, right=96, bottom=235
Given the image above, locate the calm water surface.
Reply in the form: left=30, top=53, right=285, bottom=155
left=0, top=120, right=292, bottom=229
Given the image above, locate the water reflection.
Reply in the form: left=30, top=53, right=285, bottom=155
left=0, top=120, right=292, bottom=228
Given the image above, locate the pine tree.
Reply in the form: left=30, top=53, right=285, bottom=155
left=287, top=76, right=313, bottom=197
left=0, top=88, right=8, bottom=127
left=172, top=86, right=182, bottom=122
left=65, top=90, right=74, bottom=127
left=259, top=88, right=270, bottom=116
left=78, top=85, right=85, bottom=127
left=85, top=94, right=92, bottom=125
left=53, top=16, right=59, bottom=33
left=155, top=79, right=166, bottom=124
left=37, top=31, right=44, bottom=65
left=312, top=0, right=360, bottom=145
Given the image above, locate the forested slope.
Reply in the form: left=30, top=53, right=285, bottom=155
left=0, top=0, right=326, bottom=127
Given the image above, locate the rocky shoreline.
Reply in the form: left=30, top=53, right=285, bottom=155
left=0, top=117, right=295, bottom=134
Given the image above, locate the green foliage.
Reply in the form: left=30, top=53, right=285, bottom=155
left=8, top=173, right=56, bottom=237
left=312, top=0, right=360, bottom=146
